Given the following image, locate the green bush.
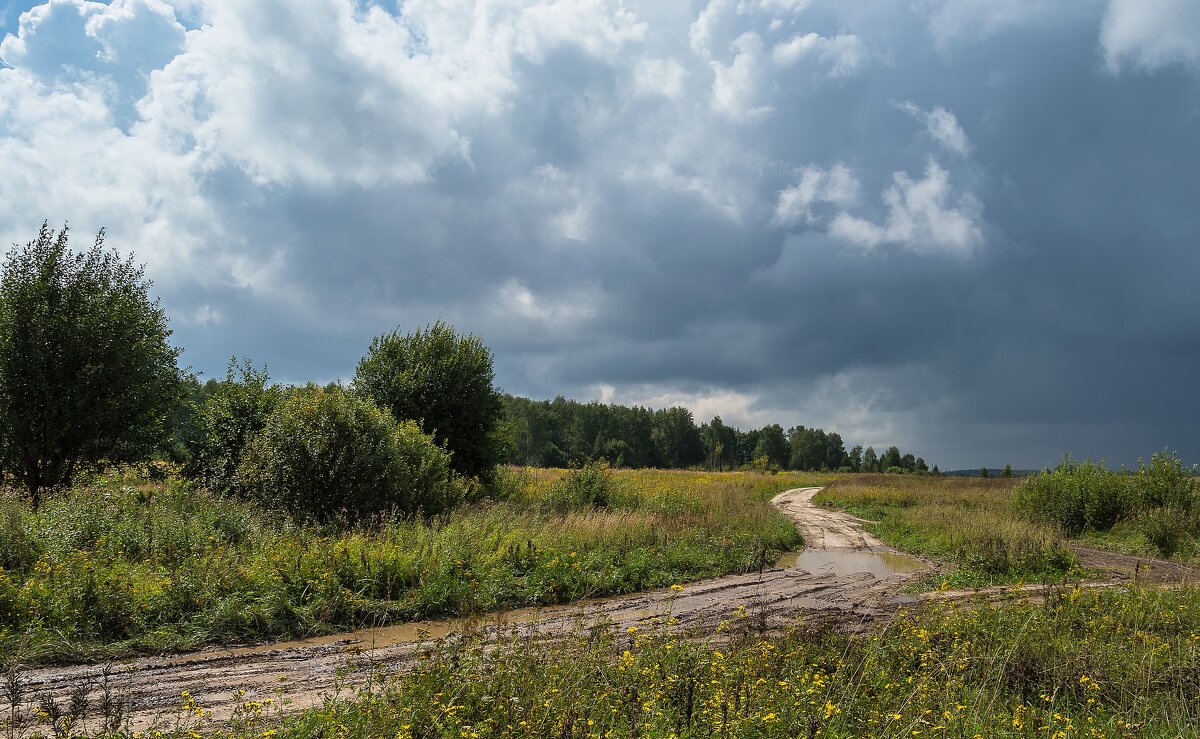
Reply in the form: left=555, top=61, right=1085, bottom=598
left=1017, top=451, right=1197, bottom=547
left=1014, top=456, right=1133, bottom=535
left=187, top=358, right=283, bottom=493
left=545, top=461, right=618, bottom=512
left=235, top=385, right=461, bottom=520
left=1137, top=450, right=1197, bottom=511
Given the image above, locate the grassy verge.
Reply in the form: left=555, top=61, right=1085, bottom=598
left=814, top=475, right=1081, bottom=588
left=0, top=468, right=817, bottom=665
left=87, top=584, right=1200, bottom=738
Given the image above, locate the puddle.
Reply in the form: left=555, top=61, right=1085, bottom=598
left=776, top=549, right=925, bottom=579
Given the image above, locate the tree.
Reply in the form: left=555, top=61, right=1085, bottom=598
left=651, top=407, right=704, bottom=468
left=1002, top=463, right=1013, bottom=478
left=236, top=385, right=461, bottom=519
left=753, top=424, right=789, bottom=469
left=848, top=445, right=863, bottom=472
left=863, top=446, right=878, bottom=473
left=186, top=358, right=283, bottom=493
left=980, top=467, right=990, bottom=478
left=353, top=321, right=503, bottom=479
left=0, top=222, right=182, bottom=508
left=880, top=446, right=903, bottom=471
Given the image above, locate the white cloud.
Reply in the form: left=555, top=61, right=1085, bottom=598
left=632, top=56, right=687, bottom=99
left=710, top=31, right=772, bottom=120
left=1100, top=0, right=1200, bottom=74
left=915, top=0, right=1100, bottom=46
left=893, top=100, right=971, bottom=156
left=771, top=32, right=867, bottom=77
left=772, top=163, right=859, bottom=226
left=829, top=160, right=981, bottom=253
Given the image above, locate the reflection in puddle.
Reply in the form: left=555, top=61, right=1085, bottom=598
left=776, top=549, right=925, bottom=578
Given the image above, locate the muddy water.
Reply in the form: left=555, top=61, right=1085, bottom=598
left=776, top=549, right=925, bottom=579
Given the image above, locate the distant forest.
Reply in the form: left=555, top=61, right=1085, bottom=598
left=501, top=395, right=933, bottom=473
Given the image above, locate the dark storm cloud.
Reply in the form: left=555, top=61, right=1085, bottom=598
left=1, top=0, right=1198, bottom=467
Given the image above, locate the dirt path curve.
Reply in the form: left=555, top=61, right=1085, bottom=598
left=20, top=487, right=1144, bottom=733
left=770, top=487, right=886, bottom=550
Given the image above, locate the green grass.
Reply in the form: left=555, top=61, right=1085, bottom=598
left=101, top=584, right=1200, bottom=738
left=814, top=475, right=1082, bottom=588
left=0, top=467, right=818, bottom=665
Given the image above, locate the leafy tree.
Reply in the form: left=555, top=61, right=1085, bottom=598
left=879, top=446, right=903, bottom=471
left=700, top=416, right=737, bottom=470
left=862, top=446, right=878, bottom=473
left=848, top=445, right=863, bottom=472
left=354, top=322, right=503, bottom=479
left=237, top=385, right=460, bottom=519
left=186, top=358, right=283, bottom=493
left=980, top=467, right=990, bottom=478
left=0, top=223, right=182, bottom=508
left=753, top=424, right=789, bottom=469
left=651, top=407, right=705, bottom=468
left=1002, top=463, right=1013, bottom=478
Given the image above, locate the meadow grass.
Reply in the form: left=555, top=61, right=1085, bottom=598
left=814, top=475, right=1080, bottom=587
left=0, top=467, right=819, bottom=665
left=126, top=584, right=1200, bottom=739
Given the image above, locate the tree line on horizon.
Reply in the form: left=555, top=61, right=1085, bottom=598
left=501, top=394, right=935, bottom=474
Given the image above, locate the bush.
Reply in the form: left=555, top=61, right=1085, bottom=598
left=545, top=462, right=618, bottom=512
left=353, top=322, right=504, bottom=480
left=186, top=358, right=283, bottom=493
left=1137, top=450, right=1197, bottom=511
left=236, top=385, right=462, bottom=520
left=1014, top=456, right=1134, bottom=535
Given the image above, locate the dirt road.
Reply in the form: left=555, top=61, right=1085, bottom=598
left=2, top=487, right=1191, bottom=733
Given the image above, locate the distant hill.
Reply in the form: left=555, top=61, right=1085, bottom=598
left=943, top=468, right=1039, bottom=478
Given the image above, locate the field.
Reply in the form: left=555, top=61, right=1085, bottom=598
left=5, top=469, right=1200, bottom=738
left=0, top=467, right=822, bottom=666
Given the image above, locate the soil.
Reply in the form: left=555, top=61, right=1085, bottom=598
left=3, top=487, right=1196, bottom=733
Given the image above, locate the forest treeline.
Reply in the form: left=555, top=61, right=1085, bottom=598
left=501, top=395, right=934, bottom=473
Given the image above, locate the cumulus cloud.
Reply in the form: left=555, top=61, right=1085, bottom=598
left=1100, top=0, right=1200, bottom=74
left=770, top=32, right=867, bottom=77
left=1, top=0, right=1199, bottom=466
left=829, top=160, right=981, bottom=253
left=915, top=0, right=1095, bottom=46
left=893, top=100, right=971, bottom=156
left=772, top=164, right=859, bottom=226
left=710, top=32, right=772, bottom=119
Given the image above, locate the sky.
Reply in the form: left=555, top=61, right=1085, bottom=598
left=1, top=0, right=1198, bottom=469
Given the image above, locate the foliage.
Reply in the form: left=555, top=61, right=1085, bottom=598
left=0, top=468, right=813, bottom=665
left=235, top=385, right=460, bottom=520
left=0, top=222, right=182, bottom=507
left=502, top=395, right=928, bottom=473
left=543, top=461, right=621, bottom=512
left=818, top=475, right=1079, bottom=586
left=1015, top=451, right=1198, bottom=556
left=179, top=586, right=1200, bottom=738
left=354, top=322, right=503, bottom=480
left=185, top=358, right=283, bottom=493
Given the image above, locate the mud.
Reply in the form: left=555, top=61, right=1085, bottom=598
left=3, top=486, right=1194, bottom=733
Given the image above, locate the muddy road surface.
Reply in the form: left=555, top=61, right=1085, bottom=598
left=3, top=487, right=1192, bottom=732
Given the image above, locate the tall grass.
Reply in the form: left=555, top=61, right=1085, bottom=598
left=0, top=467, right=816, bottom=665
left=816, top=475, right=1078, bottom=585
left=145, top=585, right=1200, bottom=738
left=1015, top=451, right=1199, bottom=558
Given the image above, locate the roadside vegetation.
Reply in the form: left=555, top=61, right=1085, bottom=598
left=0, top=466, right=812, bottom=666
left=34, top=584, right=1200, bottom=738
left=1015, top=452, right=1198, bottom=560
left=815, top=475, right=1079, bottom=588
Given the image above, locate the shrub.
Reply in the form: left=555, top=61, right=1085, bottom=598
left=186, top=358, right=283, bottom=493
left=545, top=461, right=618, bottom=512
left=1014, top=456, right=1134, bottom=535
left=353, top=322, right=504, bottom=480
left=235, top=385, right=461, bottom=520
left=1137, top=450, right=1197, bottom=511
